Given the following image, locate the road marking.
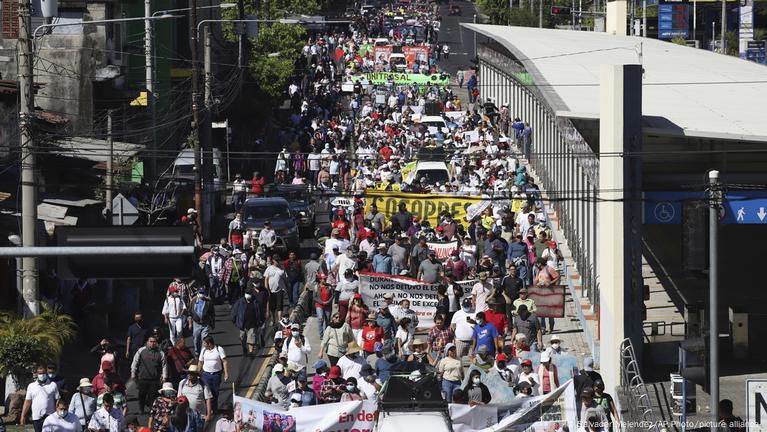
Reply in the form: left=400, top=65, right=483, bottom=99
left=245, top=347, right=275, bottom=399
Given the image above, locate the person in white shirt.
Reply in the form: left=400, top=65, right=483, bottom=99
left=42, top=400, right=80, bottom=432
left=336, top=342, right=367, bottom=380
left=232, top=173, right=247, bottom=212
left=264, top=259, right=288, bottom=324
left=197, top=336, right=229, bottom=412
left=357, top=364, right=382, bottom=401
left=281, top=323, right=312, bottom=370
left=162, top=285, right=186, bottom=344
left=21, top=366, right=59, bottom=431
left=516, top=359, right=541, bottom=396
left=450, top=298, right=476, bottom=359
left=471, top=272, right=493, bottom=312
left=178, top=365, right=213, bottom=420
left=87, top=393, right=125, bottom=432
left=215, top=405, right=237, bottom=432
left=258, top=221, right=277, bottom=252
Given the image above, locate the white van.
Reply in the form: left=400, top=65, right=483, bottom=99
left=405, top=160, right=452, bottom=185
left=419, top=115, right=449, bottom=134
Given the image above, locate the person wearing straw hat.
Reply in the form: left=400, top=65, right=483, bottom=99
left=148, top=382, right=177, bottom=430
left=178, top=365, right=213, bottom=421
left=68, top=378, right=96, bottom=430
left=336, top=341, right=366, bottom=380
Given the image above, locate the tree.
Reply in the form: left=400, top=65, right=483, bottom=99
left=0, top=308, right=77, bottom=387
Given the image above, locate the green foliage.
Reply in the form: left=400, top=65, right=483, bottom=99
left=754, top=28, right=766, bottom=42
left=0, top=308, right=77, bottom=384
left=248, top=23, right=308, bottom=102
left=724, top=30, right=739, bottom=56
left=671, top=36, right=687, bottom=45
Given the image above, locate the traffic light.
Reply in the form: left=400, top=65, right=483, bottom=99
left=551, top=6, right=571, bottom=15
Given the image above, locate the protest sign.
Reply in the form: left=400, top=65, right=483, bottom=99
left=359, top=272, right=440, bottom=326
left=351, top=72, right=449, bottom=85
left=233, top=396, right=377, bottom=432
left=374, top=45, right=392, bottom=63
left=363, top=189, right=481, bottom=227
left=449, top=404, right=498, bottom=432
left=402, top=45, right=430, bottom=65
left=481, top=380, right=574, bottom=432
left=527, top=285, right=566, bottom=318
left=426, top=240, right=459, bottom=260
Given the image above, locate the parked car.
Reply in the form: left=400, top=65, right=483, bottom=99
left=448, top=4, right=461, bottom=15
left=241, top=197, right=300, bottom=252
left=267, top=184, right=315, bottom=234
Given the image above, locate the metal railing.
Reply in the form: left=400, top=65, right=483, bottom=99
left=619, top=338, right=662, bottom=432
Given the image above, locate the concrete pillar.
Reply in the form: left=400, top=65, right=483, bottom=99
left=606, top=0, right=628, bottom=36
left=598, top=64, right=643, bottom=393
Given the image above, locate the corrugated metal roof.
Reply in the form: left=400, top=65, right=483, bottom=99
left=462, top=24, right=767, bottom=143
left=53, top=137, right=144, bottom=163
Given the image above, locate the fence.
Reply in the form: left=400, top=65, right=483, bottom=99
left=619, top=338, right=662, bottom=432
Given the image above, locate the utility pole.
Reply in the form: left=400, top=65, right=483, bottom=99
left=18, top=0, right=39, bottom=317
left=708, top=170, right=721, bottom=431
left=144, top=0, right=157, bottom=180
left=106, top=110, right=114, bottom=212
left=190, top=0, right=203, bottom=226
left=473, top=14, right=477, bottom=59
left=720, top=0, right=726, bottom=54
left=642, top=0, right=647, bottom=37
left=539, top=0, right=543, bottom=28
left=204, top=27, right=212, bottom=108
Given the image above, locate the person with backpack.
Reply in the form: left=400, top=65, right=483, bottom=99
left=188, top=289, right=215, bottom=356
left=281, top=323, right=312, bottom=372
left=222, top=249, right=246, bottom=304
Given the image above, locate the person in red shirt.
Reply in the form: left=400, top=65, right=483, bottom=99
left=251, top=171, right=265, bottom=195
left=484, top=298, right=509, bottom=339
left=360, top=313, right=385, bottom=357
left=379, top=143, right=393, bottom=162
left=313, top=273, right=333, bottom=338
left=91, top=361, right=126, bottom=396
left=332, top=212, right=351, bottom=240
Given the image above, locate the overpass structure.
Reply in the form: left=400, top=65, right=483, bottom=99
left=461, top=23, right=767, bottom=421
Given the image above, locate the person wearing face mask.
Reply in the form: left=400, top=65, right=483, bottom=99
left=340, top=377, right=366, bottom=401
left=168, top=395, right=203, bottom=432
left=68, top=378, right=96, bottom=430
left=288, top=372, right=318, bottom=407
left=21, top=365, right=60, bottom=432
left=126, top=312, right=150, bottom=361
left=450, top=298, right=476, bottom=360
left=406, top=339, right=433, bottom=367
left=281, top=323, right=312, bottom=371
left=319, top=312, right=355, bottom=367
left=131, top=336, right=168, bottom=414
left=265, top=364, right=291, bottom=408
left=548, top=335, right=564, bottom=354
left=189, top=289, right=215, bottom=356
left=44, top=364, right=66, bottom=395
left=335, top=268, right=359, bottom=322
left=92, top=361, right=126, bottom=398
left=463, top=370, right=491, bottom=406
left=178, top=366, right=213, bottom=421
left=148, top=383, right=177, bottom=431
left=162, top=285, right=187, bottom=344
left=490, top=353, right=516, bottom=385
left=42, top=399, right=79, bottom=432
left=437, top=344, right=463, bottom=402
left=445, top=250, right=468, bottom=281
left=231, top=289, right=264, bottom=357
left=511, top=304, right=543, bottom=352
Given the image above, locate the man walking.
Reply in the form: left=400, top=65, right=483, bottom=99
left=21, top=365, right=59, bottom=432
left=231, top=289, right=264, bottom=357
left=189, top=288, right=215, bottom=356
left=162, top=284, right=186, bottom=344
left=130, top=336, right=167, bottom=414
left=264, top=256, right=288, bottom=325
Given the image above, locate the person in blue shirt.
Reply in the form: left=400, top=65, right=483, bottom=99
left=372, top=245, right=394, bottom=274
left=375, top=350, right=399, bottom=383
left=470, top=311, right=501, bottom=358
left=288, top=372, right=318, bottom=406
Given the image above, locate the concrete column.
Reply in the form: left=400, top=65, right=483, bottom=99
left=598, top=64, right=643, bottom=393
left=606, top=0, right=628, bottom=35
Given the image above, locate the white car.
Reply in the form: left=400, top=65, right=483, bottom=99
left=405, top=161, right=452, bottom=185
left=375, top=411, right=452, bottom=432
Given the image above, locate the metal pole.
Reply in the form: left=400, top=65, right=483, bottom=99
left=693, top=0, right=697, bottom=43
left=720, top=0, right=726, bottom=54
left=18, top=0, right=39, bottom=317
left=539, top=0, right=543, bottom=28
left=190, top=0, right=203, bottom=231
left=225, top=121, right=231, bottom=183
left=642, top=0, right=647, bottom=37
left=473, top=14, right=477, bottom=59
left=708, top=170, right=720, bottom=431
left=0, top=246, right=196, bottom=257
left=145, top=0, right=157, bottom=180
left=204, top=26, right=212, bottom=108
left=106, top=110, right=114, bottom=212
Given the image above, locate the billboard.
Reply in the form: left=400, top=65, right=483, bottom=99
left=658, top=3, right=689, bottom=39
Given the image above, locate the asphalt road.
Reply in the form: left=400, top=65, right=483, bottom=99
left=437, top=0, right=479, bottom=76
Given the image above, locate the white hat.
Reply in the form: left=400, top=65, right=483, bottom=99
left=540, top=351, right=551, bottom=363
left=273, top=364, right=285, bottom=373
left=187, top=208, right=197, bottom=214
left=187, top=365, right=200, bottom=374
left=158, top=382, right=177, bottom=395
left=77, top=378, right=93, bottom=389
left=549, top=335, right=561, bottom=343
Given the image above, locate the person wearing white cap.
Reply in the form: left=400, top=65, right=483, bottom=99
left=437, top=343, right=463, bottom=402
left=148, top=383, right=176, bottom=430
left=178, top=365, right=213, bottom=420
left=536, top=351, right=560, bottom=395
left=265, top=364, right=291, bottom=409
left=548, top=335, right=564, bottom=354
left=68, top=378, right=96, bottom=429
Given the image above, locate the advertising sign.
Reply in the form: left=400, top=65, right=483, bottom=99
left=658, top=3, right=689, bottom=39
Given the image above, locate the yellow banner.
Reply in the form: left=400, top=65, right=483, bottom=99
left=364, top=189, right=482, bottom=227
